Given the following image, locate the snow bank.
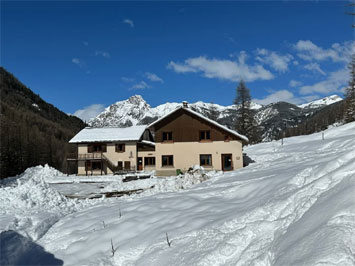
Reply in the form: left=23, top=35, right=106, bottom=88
left=0, top=166, right=74, bottom=212
left=0, top=165, right=96, bottom=240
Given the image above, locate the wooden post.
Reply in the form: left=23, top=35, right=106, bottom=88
left=66, top=159, right=69, bottom=176
left=86, top=160, right=88, bottom=176
left=101, top=153, right=103, bottom=175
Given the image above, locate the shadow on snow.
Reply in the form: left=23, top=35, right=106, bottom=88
left=0, top=230, right=63, bottom=266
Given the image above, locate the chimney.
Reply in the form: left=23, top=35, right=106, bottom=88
left=182, top=101, right=188, bottom=108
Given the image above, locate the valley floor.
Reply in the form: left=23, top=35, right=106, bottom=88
left=1, top=122, right=355, bottom=266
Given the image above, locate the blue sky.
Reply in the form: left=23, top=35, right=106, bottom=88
left=2, top=1, right=354, bottom=121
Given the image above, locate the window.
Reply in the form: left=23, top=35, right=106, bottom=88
left=162, top=155, right=174, bottom=167
left=200, top=154, right=212, bottom=166
left=117, top=161, right=123, bottom=170
left=92, top=161, right=102, bottom=170
left=144, top=157, right=156, bottom=166
left=88, top=143, right=107, bottom=153
left=199, top=130, right=211, bottom=141
left=124, top=161, right=131, bottom=170
left=115, top=143, right=125, bottom=152
left=162, top=132, right=173, bottom=142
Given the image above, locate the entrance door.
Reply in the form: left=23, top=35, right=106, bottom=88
left=221, top=154, right=233, bottom=171
left=137, top=157, right=143, bottom=171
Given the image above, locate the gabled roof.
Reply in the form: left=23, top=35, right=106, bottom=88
left=69, top=125, right=147, bottom=143
left=148, top=106, right=249, bottom=142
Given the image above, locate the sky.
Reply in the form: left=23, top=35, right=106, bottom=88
left=2, top=1, right=354, bottom=121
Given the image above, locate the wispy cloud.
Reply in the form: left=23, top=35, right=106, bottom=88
left=123, top=19, right=134, bottom=28
left=121, top=77, right=135, bottom=83
left=72, top=58, right=86, bottom=68
left=83, top=41, right=89, bottom=46
left=255, top=48, right=294, bottom=72
left=289, top=80, right=303, bottom=88
left=294, top=40, right=354, bottom=63
left=304, top=62, right=326, bottom=75
left=73, top=104, right=105, bottom=122
left=167, top=52, right=274, bottom=82
left=129, top=81, right=151, bottom=90
left=144, top=72, right=164, bottom=83
left=299, top=67, right=348, bottom=95
left=254, top=90, right=303, bottom=105
left=95, top=50, right=111, bottom=59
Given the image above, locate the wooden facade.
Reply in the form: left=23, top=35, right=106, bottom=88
left=152, top=108, right=242, bottom=143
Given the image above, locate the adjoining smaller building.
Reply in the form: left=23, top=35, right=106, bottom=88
left=68, top=125, right=155, bottom=175
left=68, top=102, right=248, bottom=176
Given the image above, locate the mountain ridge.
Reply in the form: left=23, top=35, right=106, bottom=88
left=88, top=94, right=343, bottom=141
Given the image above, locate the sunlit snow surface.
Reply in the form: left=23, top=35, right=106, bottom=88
left=1, top=122, right=355, bottom=266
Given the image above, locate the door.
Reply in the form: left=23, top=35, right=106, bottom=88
left=137, top=157, right=143, bottom=171
left=221, top=154, right=233, bottom=171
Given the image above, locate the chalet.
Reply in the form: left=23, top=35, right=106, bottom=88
left=68, top=102, right=248, bottom=176
left=148, top=101, right=248, bottom=176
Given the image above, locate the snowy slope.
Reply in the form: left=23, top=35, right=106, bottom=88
left=298, top=95, right=342, bottom=109
left=1, top=122, right=354, bottom=266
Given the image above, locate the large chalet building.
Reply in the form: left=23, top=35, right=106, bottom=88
left=68, top=102, right=248, bottom=176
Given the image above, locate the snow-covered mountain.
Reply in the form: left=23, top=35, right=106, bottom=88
left=89, top=95, right=262, bottom=127
left=88, top=95, right=343, bottom=141
left=298, top=95, right=342, bottom=109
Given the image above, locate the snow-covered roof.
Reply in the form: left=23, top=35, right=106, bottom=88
left=140, top=140, right=156, bottom=146
left=148, top=106, right=249, bottom=142
left=69, top=125, right=147, bottom=143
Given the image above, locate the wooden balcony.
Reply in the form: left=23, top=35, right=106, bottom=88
left=66, top=153, right=103, bottom=161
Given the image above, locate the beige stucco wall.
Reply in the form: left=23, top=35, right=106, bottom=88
left=76, top=140, right=243, bottom=176
left=155, top=140, right=243, bottom=176
left=77, top=142, right=137, bottom=175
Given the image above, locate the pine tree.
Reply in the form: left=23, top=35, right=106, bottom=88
left=234, top=80, right=261, bottom=143
left=344, top=54, right=355, bottom=123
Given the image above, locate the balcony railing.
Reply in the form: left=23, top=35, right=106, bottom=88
left=66, top=153, right=103, bottom=160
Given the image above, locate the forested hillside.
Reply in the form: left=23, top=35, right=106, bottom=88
left=0, top=67, right=85, bottom=179
left=282, top=100, right=347, bottom=139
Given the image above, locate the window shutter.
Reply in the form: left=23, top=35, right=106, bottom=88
left=122, top=144, right=125, bottom=152
left=115, top=144, right=118, bottom=152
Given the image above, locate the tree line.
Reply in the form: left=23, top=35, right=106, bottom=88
left=0, top=67, right=85, bottom=179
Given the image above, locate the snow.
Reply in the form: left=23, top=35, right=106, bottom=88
left=69, top=125, right=147, bottom=143
left=140, top=140, right=155, bottom=146
left=32, top=103, right=40, bottom=110
left=255, top=106, right=279, bottom=124
left=298, top=95, right=342, bottom=109
left=1, top=122, right=355, bottom=265
left=148, top=106, right=249, bottom=142
left=0, top=165, right=99, bottom=241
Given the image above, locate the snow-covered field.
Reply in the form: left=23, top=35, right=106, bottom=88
left=1, top=122, right=355, bottom=266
